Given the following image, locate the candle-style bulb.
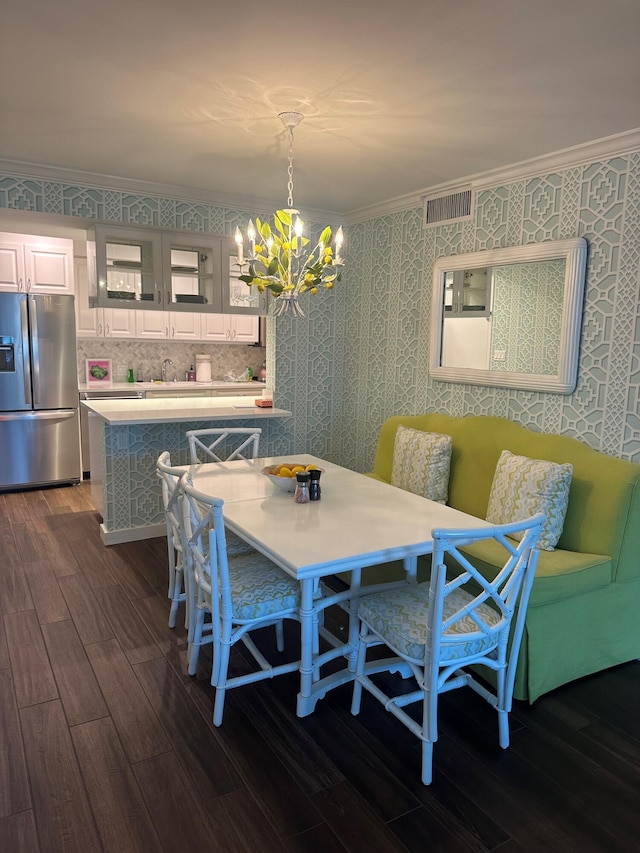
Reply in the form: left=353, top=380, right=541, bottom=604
left=234, top=227, right=244, bottom=265
left=335, top=226, right=344, bottom=254
left=247, top=220, right=256, bottom=241
left=294, top=217, right=304, bottom=238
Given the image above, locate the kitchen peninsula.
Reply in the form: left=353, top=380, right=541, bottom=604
left=82, top=396, right=291, bottom=544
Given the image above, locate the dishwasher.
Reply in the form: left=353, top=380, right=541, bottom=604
left=79, top=388, right=145, bottom=476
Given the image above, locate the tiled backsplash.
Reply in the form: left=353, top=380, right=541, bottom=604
left=76, top=339, right=266, bottom=385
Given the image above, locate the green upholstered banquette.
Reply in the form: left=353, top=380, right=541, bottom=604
left=367, top=414, right=640, bottom=702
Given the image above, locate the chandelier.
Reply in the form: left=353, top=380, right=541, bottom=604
left=234, top=112, right=344, bottom=317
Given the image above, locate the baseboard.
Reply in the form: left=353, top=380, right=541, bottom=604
left=100, top=522, right=166, bottom=545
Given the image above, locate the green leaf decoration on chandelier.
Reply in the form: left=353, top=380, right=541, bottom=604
left=236, top=209, right=344, bottom=301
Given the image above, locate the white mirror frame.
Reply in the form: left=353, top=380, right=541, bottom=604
left=429, top=237, right=587, bottom=394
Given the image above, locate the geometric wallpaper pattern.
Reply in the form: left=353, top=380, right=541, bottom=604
left=490, top=259, right=564, bottom=374
left=1, top=145, right=640, bottom=511
left=335, top=152, right=640, bottom=472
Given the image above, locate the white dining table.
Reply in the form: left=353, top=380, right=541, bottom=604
left=180, top=454, right=490, bottom=716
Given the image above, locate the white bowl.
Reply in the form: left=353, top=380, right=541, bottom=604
left=261, top=463, right=322, bottom=493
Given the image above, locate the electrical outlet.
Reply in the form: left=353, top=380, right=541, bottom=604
left=493, top=350, right=506, bottom=361
left=116, top=430, right=128, bottom=451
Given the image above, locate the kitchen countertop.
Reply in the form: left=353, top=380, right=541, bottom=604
left=81, top=396, right=290, bottom=425
left=78, top=380, right=267, bottom=393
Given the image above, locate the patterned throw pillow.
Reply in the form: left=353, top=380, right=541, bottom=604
left=391, top=426, right=452, bottom=504
left=486, top=450, right=573, bottom=551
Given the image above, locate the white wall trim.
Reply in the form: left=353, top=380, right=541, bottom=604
left=0, top=158, right=342, bottom=224
left=345, top=127, right=640, bottom=224
left=100, top=521, right=166, bottom=545
left=3, top=127, right=639, bottom=228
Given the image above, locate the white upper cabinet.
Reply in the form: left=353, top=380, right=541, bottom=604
left=75, top=256, right=136, bottom=339
left=200, top=313, right=259, bottom=343
left=134, top=309, right=202, bottom=340
left=0, top=233, right=74, bottom=294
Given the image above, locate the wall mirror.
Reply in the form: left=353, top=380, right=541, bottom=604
left=429, top=237, right=587, bottom=393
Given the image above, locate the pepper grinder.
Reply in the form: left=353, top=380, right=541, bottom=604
left=309, top=469, right=321, bottom=501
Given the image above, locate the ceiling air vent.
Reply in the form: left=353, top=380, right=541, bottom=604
left=423, top=188, right=473, bottom=227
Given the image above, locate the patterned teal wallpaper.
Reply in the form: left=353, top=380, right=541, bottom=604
left=335, top=153, right=640, bottom=471
left=1, top=148, right=639, bottom=479
left=491, top=259, right=564, bottom=374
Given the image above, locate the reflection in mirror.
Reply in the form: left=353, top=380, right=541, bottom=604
left=430, top=238, right=587, bottom=393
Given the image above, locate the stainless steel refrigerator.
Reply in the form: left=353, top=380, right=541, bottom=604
left=0, top=292, right=81, bottom=490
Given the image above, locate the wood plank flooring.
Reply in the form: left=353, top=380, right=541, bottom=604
left=1, top=482, right=639, bottom=852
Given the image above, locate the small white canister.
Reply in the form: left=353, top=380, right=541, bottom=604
left=195, top=354, right=212, bottom=383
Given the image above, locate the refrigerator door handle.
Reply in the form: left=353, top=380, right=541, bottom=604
left=29, top=295, right=41, bottom=405
left=0, top=410, right=77, bottom=422
left=19, top=297, right=32, bottom=405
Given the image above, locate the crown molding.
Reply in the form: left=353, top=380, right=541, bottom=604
left=344, top=127, right=640, bottom=224
left=2, top=126, right=639, bottom=229
left=0, top=158, right=342, bottom=224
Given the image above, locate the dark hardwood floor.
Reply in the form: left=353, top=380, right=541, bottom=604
left=1, top=482, right=639, bottom=852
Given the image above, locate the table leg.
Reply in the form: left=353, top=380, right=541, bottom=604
left=297, top=578, right=316, bottom=714
left=347, top=567, right=362, bottom=673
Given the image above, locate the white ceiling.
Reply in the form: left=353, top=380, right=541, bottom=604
left=2, top=0, right=639, bottom=215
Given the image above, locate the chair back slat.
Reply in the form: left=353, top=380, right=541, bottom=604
left=181, top=474, right=233, bottom=621
left=431, top=515, right=544, bottom=654
left=186, top=428, right=262, bottom=464
left=156, top=451, right=185, bottom=548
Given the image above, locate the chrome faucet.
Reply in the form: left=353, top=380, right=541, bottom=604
left=161, top=358, right=174, bottom=382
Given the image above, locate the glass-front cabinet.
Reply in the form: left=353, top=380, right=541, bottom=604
left=163, top=232, right=222, bottom=312
left=94, top=227, right=162, bottom=308
left=443, top=267, right=491, bottom=317
left=224, top=248, right=267, bottom=315
left=90, top=225, right=265, bottom=315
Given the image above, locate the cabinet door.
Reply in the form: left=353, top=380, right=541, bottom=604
left=199, top=313, right=228, bottom=342
left=163, top=233, right=223, bottom=313
left=74, top=258, right=102, bottom=338
left=0, top=238, right=25, bottom=291
left=94, top=226, right=163, bottom=309
left=223, top=247, right=267, bottom=315
left=103, top=308, right=137, bottom=338
left=199, top=313, right=259, bottom=343
left=230, top=315, right=259, bottom=343
left=24, top=237, right=74, bottom=293
left=168, top=312, right=202, bottom=341
left=135, top=310, right=169, bottom=339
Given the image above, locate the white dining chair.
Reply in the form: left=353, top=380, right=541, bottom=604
left=180, top=474, right=303, bottom=725
left=350, top=513, right=545, bottom=785
left=186, top=427, right=262, bottom=464
left=185, top=426, right=262, bottom=563
left=156, top=451, right=188, bottom=629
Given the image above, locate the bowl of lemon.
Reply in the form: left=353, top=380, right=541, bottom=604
left=262, top=462, right=323, bottom=492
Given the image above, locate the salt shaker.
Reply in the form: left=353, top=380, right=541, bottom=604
left=309, top=469, right=321, bottom=501
left=294, top=471, right=310, bottom=503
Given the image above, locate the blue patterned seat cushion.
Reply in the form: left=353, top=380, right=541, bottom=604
left=204, top=553, right=300, bottom=620
left=358, top=583, right=501, bottom=662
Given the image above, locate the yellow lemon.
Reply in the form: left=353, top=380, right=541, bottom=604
left=278, top=467, right=293, bottom=478
left=305, top=464, right=318, bottom=471
left=291, top=465, right=305, bottom=475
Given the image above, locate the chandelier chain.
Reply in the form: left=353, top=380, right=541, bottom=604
left=287, top=124, right=295, bottom=209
